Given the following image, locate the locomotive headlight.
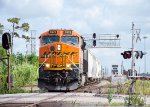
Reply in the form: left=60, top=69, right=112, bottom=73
left=57, top=44, right=61, bottom=51
left=45, top=63, right=50, bottom=68
left=66, top=64, right=71, bottom=68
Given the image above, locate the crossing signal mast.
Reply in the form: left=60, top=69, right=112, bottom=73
left=121, top=22, right=146, bottom=94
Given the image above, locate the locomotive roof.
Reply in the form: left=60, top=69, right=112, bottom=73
left=39, top=29, right=81, bottom=39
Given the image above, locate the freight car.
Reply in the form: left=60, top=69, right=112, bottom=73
left=38, top=29, right=101, bottom=91
left=83, top=49, right=101, bottom=83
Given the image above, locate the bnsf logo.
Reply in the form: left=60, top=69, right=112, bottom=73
left=40, top=51, right=78, bottom=58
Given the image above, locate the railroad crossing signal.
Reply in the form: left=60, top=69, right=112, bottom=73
left=2, top=32, right=11, bottom=50
left=121, top=51, right=132, bottom=59
left=121, top=51, right=146, bottom=59
left=116, top=34, right=119, bottom=38
left=93, top=40, right=96, bottom=47
left=93, top=33, right=96, bottom=47
left=93, top=33, right=96, bottom=38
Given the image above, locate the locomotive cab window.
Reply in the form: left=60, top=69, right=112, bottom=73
left=61, top=36, right=79, bottom=47
left=42, top=36, right=59, bottom=45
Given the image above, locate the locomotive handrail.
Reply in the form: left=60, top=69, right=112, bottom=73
left=66, top=55, right=81, bottom=72
left=37, top=55, right=50, bottom=77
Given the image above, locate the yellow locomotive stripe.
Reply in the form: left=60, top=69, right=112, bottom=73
left=44, top=68, right=73, bottom=71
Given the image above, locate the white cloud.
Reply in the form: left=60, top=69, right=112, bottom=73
left=0, top=0, right=64, bottom=18
left=1, top=0, right=150, bottom=73
left=108, top=0, right=143, bottom=6
left=102, top=19, right=113, bottom=27
left=84, top=6, right=102, bottom=20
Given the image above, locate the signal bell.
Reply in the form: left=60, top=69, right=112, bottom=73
left=2, top=32, right=11, bottom=50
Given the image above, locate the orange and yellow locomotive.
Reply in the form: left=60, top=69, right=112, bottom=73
left=38, top=29, right=85, bottom=91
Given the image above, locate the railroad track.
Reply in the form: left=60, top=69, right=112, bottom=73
left=0, top=80, right=113, bottom=106
left=0, top=93, right=42, bottom=105
left=0, top=80, right=130, bottom=107
left=0, top=93, right=65, bottom=107
left=73, top=80, right=129, bottom=94
left=25, top=93, right=66, bottom=107
left=0, top=82, right=100, bottom=107
left=73, top=81, right=101, bottom=93
left=0, top=92, right=79, bottom=107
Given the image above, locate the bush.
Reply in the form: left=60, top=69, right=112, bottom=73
left=0, top=47, right=38, bottom=93
left=0, top=57, right=8, bottom=94
left=124, top=94, right=145, bottom=106
left=12, top=62, right=38, bottom=87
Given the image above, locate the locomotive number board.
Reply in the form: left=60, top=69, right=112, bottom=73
left=49, top=30, right=57, bottom=34
left=63, top=30, right=72, bottom=35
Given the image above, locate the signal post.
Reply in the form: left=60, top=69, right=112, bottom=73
left=2, top=32, right=12, bottom=92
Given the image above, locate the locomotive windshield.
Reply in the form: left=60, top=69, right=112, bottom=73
left=61, top=36, right=79, bottom=46
left=42, top=36, right=59, bottom=45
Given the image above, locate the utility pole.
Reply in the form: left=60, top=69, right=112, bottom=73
left=11, top=22, right=15, bottom=54
left=121, top=61, right=123, bottom=75
left=31, top=31, right=33, bottom=54
left=143, top=36, right=148, bottom=74
left=130, top=22, right=136, bottom=94
left=131, top=22, right=135, bottom=77
left=143, top=36, right=148, bottom=105
left=30, top=30, right=36, bottom=54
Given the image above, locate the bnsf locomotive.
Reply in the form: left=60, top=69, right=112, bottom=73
left=38, top=29, right=101, bottom=91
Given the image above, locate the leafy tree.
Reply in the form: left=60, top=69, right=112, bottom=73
left=0, top=23, right=4, bottom=28
left=7, top=18, right=20, bottom=24
left=7, top=17, right=30, bottom=54
left=0, top=44, right=6, bottom=58
left=27, top=53, right=38, bottom=64
left=15, top=23, right=30, bottom=32
left=7, top=17, right=30, bottom=32
left=21, top=23, right=30, bottom=32
left=14, top=32, right=20, bottom=38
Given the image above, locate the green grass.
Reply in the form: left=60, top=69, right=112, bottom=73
left=96, top=102, right=124, bottom=106
left=100, top=80, right=150, bottom=95
left=12, top=62, right=38, bottom=87
left=135, top=80, right=150, bottom=95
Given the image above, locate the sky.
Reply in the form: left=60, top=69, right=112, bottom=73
left=0, top=0, right=150, bottom=75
